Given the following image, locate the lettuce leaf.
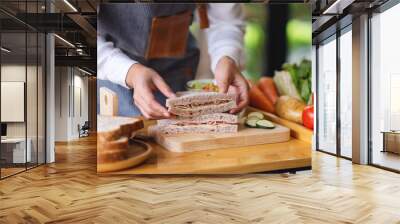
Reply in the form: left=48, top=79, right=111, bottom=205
left=273, top=70, right=302, bottom=101
left=276, top=59, right=312, bottom=104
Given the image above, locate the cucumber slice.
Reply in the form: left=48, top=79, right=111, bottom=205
left=247, top=112, right=264, bottom=120
left=256, top=119, right=275, bottom=129
left=245, top=116, right=261, bottom=126
left=246, top=117, right=261, bottom=122
left=245, top=119, right=258, bottom=128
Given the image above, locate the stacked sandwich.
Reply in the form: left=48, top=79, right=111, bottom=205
left=97, top=115, right=144, bottom=164
left=151, top=92, right=239, bottom=135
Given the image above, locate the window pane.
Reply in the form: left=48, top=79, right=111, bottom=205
left=339, top=29, right=352, bottom=158
left=1, top=31, right=27, bottom=177
left=317, top=36, right=337, bottom=154
left=27, top=31, right=38, bottom=169
left=38, top=33, right=45, bottom=165
left=371, top=3, right=400, bottom=171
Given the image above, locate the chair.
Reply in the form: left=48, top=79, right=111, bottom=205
left=78, top=121, right=90, bottom=138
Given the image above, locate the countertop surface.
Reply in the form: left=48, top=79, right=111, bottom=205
left=108, top=136, right=311, bottom=174
left=103, top=115, right=312, bottom=174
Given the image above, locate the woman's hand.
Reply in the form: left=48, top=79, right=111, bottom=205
left=214, top=56, right=249, bottom=113
left=126, top=63, right=176, bottom=119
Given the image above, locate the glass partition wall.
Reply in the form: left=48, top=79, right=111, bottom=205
left=339, top=27, right=352, bottom=159
left=0, top=30, right=27, bottom=177
left=317, top=35, right=337, bottom=155
left=315, top=0, right=400, bottom=172
left=0, top=2, right=46, bottom=179
left=315, top=25, right=353, bottom=159
left=370, top=2, right=400, bottom=172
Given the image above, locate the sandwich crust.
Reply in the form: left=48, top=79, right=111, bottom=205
left=97, top=137, right=130, bottom=163
left=97, top=115, right=144, bottom=142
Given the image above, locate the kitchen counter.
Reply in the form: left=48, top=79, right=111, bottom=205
left=102, top=109, right=312, bottom=174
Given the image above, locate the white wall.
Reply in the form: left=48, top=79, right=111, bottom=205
left=1, top=64, right=46, bottom=163
left=1, top=65, right=25, bottom=139
left=73, top=74, right=89, bottom=136
left=54, top=66, right=68, bottom=141
left=54, top=67, right=89, bottom=141
left=1, top=65, right=39, bottom=138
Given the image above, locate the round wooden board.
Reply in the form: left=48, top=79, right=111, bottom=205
left=97, top=139, right=152, bottom=173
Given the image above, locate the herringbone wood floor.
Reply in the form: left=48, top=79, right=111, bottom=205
left=1, top=136, right=400, bottom=224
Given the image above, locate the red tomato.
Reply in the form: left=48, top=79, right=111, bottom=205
left=302, top=105, right=314, bottom=130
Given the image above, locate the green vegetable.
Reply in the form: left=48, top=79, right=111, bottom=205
left=247, top=112, right=264, bottom=120
left=282, top=63, right=299, bottom=88
left=256, top=120, right=275, bottom=129
left=300, top=79, right=311, bottom=104
left=297, top=59, right=311, bottom=79
left=192, top=82, right=202, bottom=89
left=275, top=59, right=312, bottom=104
left=245, top=119, right=258, bottom=128
left=273, top=70, right=302, bottom=101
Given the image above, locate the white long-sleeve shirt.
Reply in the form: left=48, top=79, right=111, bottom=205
left=97, top=3, right=245, bottom=89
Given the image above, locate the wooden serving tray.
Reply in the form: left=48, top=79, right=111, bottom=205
left=97, top=139, right=152, bottom=173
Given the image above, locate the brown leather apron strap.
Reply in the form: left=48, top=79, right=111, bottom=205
left=197, top=4, right=209, bottom=29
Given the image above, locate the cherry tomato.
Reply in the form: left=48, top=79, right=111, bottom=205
left=302, top=105, right=314, bottom=130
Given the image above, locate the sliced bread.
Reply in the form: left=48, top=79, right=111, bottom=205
left=97, top=137, right=129, bottom=163
left=148, top=123, right=238, bottom=136
left=157, top=113, right=238, bottom=126
left=97, top=115, right=144, bottom=142
left=166, top=92, right=235, bottom=107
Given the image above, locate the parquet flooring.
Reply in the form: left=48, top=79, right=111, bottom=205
left=1, top=135, right=400, bottom=224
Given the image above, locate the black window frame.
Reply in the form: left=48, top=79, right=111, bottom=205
left=314, top=18, right=353, bottom=161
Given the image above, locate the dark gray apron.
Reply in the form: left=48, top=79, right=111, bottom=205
left=97, top=4, right=200, bottom=116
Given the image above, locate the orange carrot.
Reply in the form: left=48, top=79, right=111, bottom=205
left=249, top=85, right=275, bottom=114
left=258, top=77, right=279, bottom=105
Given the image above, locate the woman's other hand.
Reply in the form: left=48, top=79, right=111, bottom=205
left=126, top=63, right=176, bottom=119
left=214, top=56, right=249, bottom=114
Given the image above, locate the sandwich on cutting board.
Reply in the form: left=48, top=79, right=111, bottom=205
left=149, top=92, right=239, bottom=135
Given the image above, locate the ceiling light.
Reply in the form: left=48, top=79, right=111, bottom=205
left=63, top=0, right=78, bottom=12
left=322, top=0, right=354, bottom=15
left=1, top=47, right=11, bottom=53
left=54, top=34, right=75, bottom=48
left=78, top=67, right=92, bottom=76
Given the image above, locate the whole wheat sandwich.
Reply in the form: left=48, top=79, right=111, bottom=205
left=153, top=113, right=238, bottom=135
left=150, top=92, right=239, bottom=135
left=166, top=92, right=237, bottom=117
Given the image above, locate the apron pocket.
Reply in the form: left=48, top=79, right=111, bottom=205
left=145, top=10, right=192, bottom=59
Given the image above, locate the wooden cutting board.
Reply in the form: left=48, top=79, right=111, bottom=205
left=97, top=139, right=152, bottom=173
left=153, top=123, right=290, bottom=152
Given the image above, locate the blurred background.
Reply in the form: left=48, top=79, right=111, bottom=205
left=193, top=4, right=312, bottom=82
